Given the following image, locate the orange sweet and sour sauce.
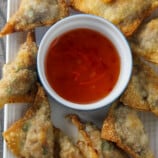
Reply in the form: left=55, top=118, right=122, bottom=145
left=45, top=28, right=120, bottom=104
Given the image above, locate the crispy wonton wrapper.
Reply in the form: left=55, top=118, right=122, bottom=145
left=54, top=127, right=84, bottom=158
left=68, top=114, right=99, bottom=158
left=68, top=114, right=129, bottom=158
left=0, top=0, right=68, bottom=37
left=120, top=57, right=158, bottom=116
left=3, top=85, right=54, bottom=158
left=101, top=101, right=154, bottom=158
left=129, top=18, right=158, bottom=64
left=0, top=32, right=37, bottom=109
left=70, top=0, right=158, bottom=36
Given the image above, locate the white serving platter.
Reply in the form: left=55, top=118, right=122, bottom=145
left=3, top=0, right=158, bottom=158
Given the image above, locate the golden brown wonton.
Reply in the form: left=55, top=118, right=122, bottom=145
left=0, top=0, right=68, bottom=37
left=129, top=18, right=158, bottom=64
left=101, top=101, right=154, bottom=158
left=70, top=0, right=158, bottom=36
left=3, top=85, right=54, bottom=158
left=120, top=57, right=158, bottom=116
left=68, top=114, right=99, bottom=158
left=54, top=127, right=84, bottom=158
left=68, top=114, right=129, bottom=158
left=0, top=32, right=37, bottom=109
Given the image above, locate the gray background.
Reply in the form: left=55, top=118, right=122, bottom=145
left=0, top=0, right=7, bottom=157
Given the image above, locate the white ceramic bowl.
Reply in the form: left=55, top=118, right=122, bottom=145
left=37, top=14, right=132, bottom=110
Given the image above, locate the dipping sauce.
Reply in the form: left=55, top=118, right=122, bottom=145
left=45, top=28, right=120, bottom=104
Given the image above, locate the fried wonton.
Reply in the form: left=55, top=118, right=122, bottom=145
left=68, top=114, right=99, bottom=158
left=102, top=140, right=129, bottom=158
left=68, top=114, right=129, bottom=158
left=120, top=57, right=158, bottom=115
left=54, top=127, right=84, bottom=158
left=129, top=18, right=158, bottom=64
left=0, top=0, right=68, bottom=37
left=70, top=0, right=158, bottom=36
left=101, top=101, right=154, bottom=158
left=3, top=85, right=54, bottom=158
left=0, top=32, right=37, bottom=108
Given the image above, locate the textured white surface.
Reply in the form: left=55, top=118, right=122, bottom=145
left=3, top=0, right=158, bottom=158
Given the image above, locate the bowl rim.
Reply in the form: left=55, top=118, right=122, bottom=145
left=37, top=14, right=133, bottom=111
